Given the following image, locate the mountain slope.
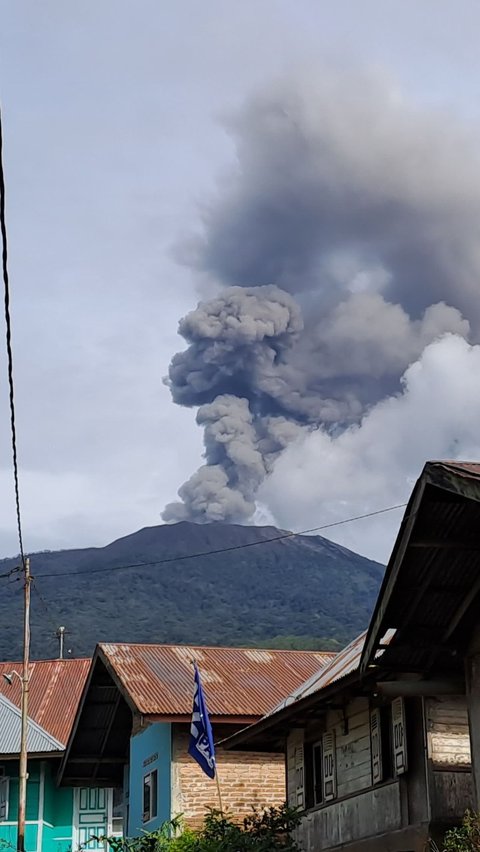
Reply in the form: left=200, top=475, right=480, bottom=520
left=0, top=522, right=385, bottom=660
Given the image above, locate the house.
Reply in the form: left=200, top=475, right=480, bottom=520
left=0, top=657, right=122, bottom=852
left=58, top=643, right=336, bottom=833
left=225, top=461, right=480, bottom=851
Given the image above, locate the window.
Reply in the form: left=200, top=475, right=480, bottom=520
left=0, top=777, right=9, bottom=821
left=312, top=742, right=323, bottom=806
left=112, top=787, right=124, bottom=837
left=392, top=697, right=408, bottom=775
left=322, top=731, right=336, bottom=801
left=143, top=770, right=158, bottom=823
left=371, top=702, right=402, bottom=784
left=294, top=746, right=304, bottom=808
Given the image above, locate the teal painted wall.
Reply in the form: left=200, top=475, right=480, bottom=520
left=0, top=759, right=74, bottom=852
left=43, top=763, right=74, bottom=852
left=128, top=723, right=171, bottom=835
left=0, top=760, right=40, bottom=852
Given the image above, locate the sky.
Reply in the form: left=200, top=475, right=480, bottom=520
left=1, top=1, right=480, bottom=563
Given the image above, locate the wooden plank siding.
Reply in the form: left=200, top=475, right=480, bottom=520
left=326, top=699, right=372, bottom=799
left=299, top=782, right=402, bottom=850
left=286, top=694, right=476, bottom=849
left=286, top=729, right=304, bottom=807
left=426, top=697, right=471, bottom=767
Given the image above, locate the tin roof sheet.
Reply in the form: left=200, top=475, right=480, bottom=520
left=361, top=459, right=480, bottom=674
left=99, top=643, right=336, bottom=717
left=0, top=658, right=90, bottom=747
left=267, top=631, right=367, bottom=714
left=0, top=693, right=63, bottom=755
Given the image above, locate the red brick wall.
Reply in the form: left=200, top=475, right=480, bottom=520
left=171, top=728, right=286, bottom=828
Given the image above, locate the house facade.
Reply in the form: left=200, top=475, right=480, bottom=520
left=59, top=643, right=335, bottom=833
left=0, top=657, right=121, bottom=852
left=226, top=460, right=480, bottom=851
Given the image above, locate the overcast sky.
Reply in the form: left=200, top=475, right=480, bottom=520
left=1, top=1, right=480, bottom=563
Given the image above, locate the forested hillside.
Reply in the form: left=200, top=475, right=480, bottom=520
left=0, top=522, right=385, bottom=660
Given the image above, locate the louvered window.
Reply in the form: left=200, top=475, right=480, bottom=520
left=392, top=697, right=408, bottom=775
left=322, top=731, right=336, bottom=801
left=294, top=746, right=304, bottom=808
left=370, top=708, right=382, bottom=784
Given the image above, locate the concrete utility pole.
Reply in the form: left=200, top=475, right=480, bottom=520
left=17, top=557, right=31, bottom=852
left=56, top=626, right=66, bottom=660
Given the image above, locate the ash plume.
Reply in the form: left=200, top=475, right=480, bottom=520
left=163, top=72, right=478, bottom=523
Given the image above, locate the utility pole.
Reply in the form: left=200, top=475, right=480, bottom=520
left=56, top=626, right=66, bottom=660
left=17, top=557, right=31, bottom=852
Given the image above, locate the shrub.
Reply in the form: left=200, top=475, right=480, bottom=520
left=90, top=803, right=301, bottom=852
left=442, top=810, right=480, bottom=851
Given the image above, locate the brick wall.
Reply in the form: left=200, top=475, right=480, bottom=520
left=171, top=728, right=286, bottom=828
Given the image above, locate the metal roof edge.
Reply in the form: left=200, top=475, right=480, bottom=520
left=222, top=668, right=362, bottom=751
left=360, top=460, right=480, bottom=675
left=0, top=692, right=64, bottom=753
left=359, top=467, right=427, bottom=675
left=95, top=646, right=142, bottom=715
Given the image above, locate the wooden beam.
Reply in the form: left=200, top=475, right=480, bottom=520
left=376, top=679, right=464, bottom=697
left=92, top=692, right=122, bottom=781
left=410, top=540, right=480, bottom=549
left=68, top=757, right=126, bottom=765
left=444, top=573, right=480, bottom=641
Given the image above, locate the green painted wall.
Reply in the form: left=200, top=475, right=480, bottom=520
left=0, top=759, right=74, bottom=852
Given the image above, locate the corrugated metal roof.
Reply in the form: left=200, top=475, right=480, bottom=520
left=0, top=693, right=63, bottom=755
left=267, top=632, right=366, bottom=714
left=99, top=643, right=336, bottom=717
left=0, top=659, right=90, bottom=746
left=361, top=459, right=480, bottom=675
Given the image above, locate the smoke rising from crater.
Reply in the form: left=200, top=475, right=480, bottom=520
left=163, top=73, right=479, bottom=523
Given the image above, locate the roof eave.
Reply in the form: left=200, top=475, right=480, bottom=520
left=360, top=460, right=480, bottom=675
left=222, top=669, right=363, bottom=751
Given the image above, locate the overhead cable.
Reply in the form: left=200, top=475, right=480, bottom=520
left=35, top=502, right=407, bottom=580
left=0, top=107, right=26, bottom=568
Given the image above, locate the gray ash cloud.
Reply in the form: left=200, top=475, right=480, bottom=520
left=163, top=73, right=476, bottom=523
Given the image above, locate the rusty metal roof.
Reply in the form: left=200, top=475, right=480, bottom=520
left=267, top=632, right=367, bottom=715
left=98, top=643, right=336, bottom=718
left=0, top=658, right=90, bottom=747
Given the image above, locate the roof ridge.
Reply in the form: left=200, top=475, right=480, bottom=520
left=98, top=642, right=336, bottom=655
left=0, top=658, right=90, bottom=665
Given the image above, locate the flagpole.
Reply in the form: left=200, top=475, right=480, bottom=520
left=215, top=765, right=224, bottom=816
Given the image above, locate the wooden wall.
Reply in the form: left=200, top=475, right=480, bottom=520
left=426, top=696, right=471, bottom=767
left=326, top=698, right=372, bottom=798
left=299, top=782, right=402, bottom=850
left=425, top=696, right=474, bottom=826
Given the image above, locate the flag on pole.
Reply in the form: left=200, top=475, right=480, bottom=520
left=188, top=663, right=216, bottom=779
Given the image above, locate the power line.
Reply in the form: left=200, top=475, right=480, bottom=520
left=0, top=566, right=21, bottom=580
left=35, top=502, right=407, bottom=580
left=0, top=107, right=26, bottom=569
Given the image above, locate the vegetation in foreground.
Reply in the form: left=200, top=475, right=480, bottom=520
left=440, top=810, right=480, bottom=850
left=93, top=804, right=301, bottom=852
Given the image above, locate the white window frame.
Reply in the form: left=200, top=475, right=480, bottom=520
left=322, top=731, right=337, bottom=802
left=0, top=776, right=9, bottom=822
left=142, top=770, right=158, bottom=823
left=392, top=697, right=408, bottom=776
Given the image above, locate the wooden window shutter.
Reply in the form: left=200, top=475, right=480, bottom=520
left=370, top=708, right=383, bottom=784
left=392, top=697, right=408, bottom=775
left=322, top=731, right=336, bottom=801
left=294, top=745, right=304, bottom=808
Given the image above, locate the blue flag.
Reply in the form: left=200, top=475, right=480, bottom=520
left=188, top=663, right=216, bottom=779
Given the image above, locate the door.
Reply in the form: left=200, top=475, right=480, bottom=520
left=74, top=788, right=112, bottom=850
